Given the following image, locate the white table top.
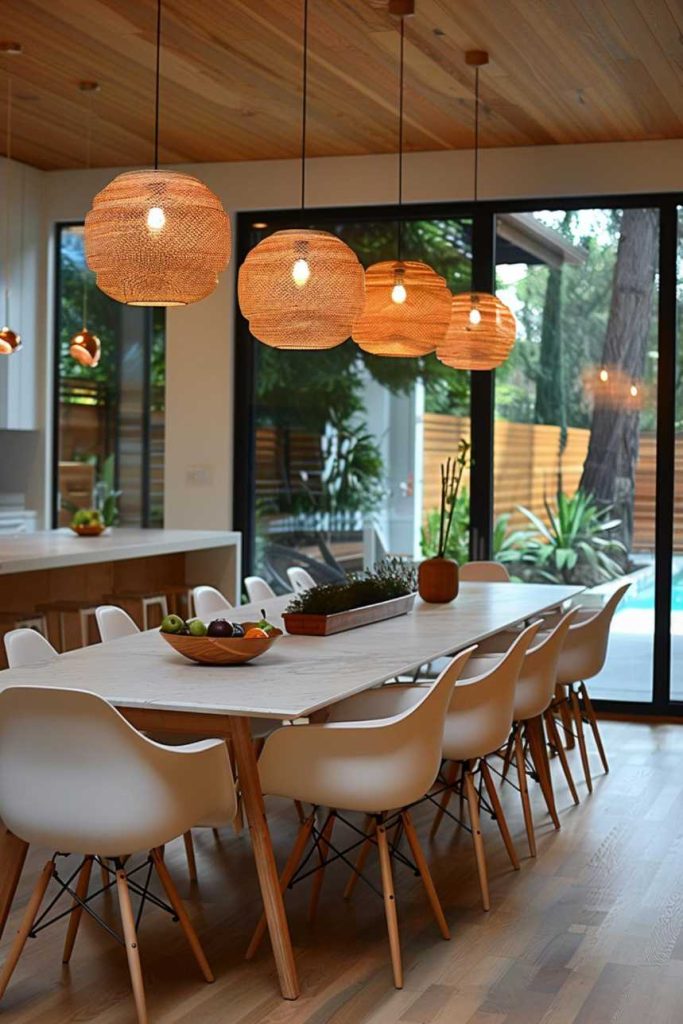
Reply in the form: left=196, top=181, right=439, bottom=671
left=0, top=528, right=241, bottom=574
left=0, top=582, right=582, bottom=719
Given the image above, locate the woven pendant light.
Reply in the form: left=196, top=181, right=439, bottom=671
left=352, top=2, right=447, bottom=358
left=83, top=1, right=230, bottom=307
left=0, top=44, right=22, bottom=355
left=237, top=0, right=363, bottom=350
left=353, top=259, right=451, bottom=356
left=436, top=51, right=515, bottom=372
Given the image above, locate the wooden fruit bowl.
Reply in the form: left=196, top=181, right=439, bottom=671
left=70, top=523, right=107, bottom=537
left=161, top=631, right=278, bottom=666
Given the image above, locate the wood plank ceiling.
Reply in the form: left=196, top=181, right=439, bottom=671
left=1, top=0, right=682, bottom=171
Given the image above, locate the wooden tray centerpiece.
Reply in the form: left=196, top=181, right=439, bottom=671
left=282, top=558, right=417, bottom=637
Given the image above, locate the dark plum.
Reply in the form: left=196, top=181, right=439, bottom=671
left=207, top=618, right=234, bottom=638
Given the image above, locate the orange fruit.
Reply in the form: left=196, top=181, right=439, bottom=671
left=244, top=626, right=269, bottom=639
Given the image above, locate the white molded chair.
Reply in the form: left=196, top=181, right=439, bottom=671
left=286, top=566, right=316, bottom=593
left=95, top=605, right=139, bottom=643
left=247, top=646, right=477, bottom=989
left=0, top=686, right=236, bottom=1023
left=192, top=585, right=233, bottom=622
left=244, top=576, right=276, bottom=602
left=4, top=628, right=58, bottom=668
left=460, top=561, right=511, bottom=582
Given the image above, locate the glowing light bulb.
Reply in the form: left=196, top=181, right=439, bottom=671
left=292, top=258, right=311, bottom=287
left=146, top=206, right=166, bottom=231
left=391, top=282, right=407, bottom=304
left=599, top=368, right=609, bottom=383
left=469, top=306, right=482, bottom=326
left=630, top=383, right=638, bottom=398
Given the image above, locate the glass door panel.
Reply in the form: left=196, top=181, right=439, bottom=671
left=494, top=208, right=659, bottom=703
left=671, top=207, right=683, bottom=700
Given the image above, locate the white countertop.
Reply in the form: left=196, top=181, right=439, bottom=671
left=0, top=528, right=241, bottom=574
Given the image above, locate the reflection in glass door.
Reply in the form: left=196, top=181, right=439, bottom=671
left=492, top=208, right=659, bottom=703
left=671, top=207, right=683, bottom=701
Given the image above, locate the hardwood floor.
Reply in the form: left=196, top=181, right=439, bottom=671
left=1, top=721, right=682, bottom=1024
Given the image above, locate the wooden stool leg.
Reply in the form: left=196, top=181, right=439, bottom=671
left=545, top=708, right=580, bottom=805
left=115, top=865, right=148, bottom=1024
left=308, top=812, right=335, bottom=924
left=515, top=727, right=536, bottom=857
left=481, top=759, right=520, bottom=870
left=570, top=686, right=593, bottom=793
left=79, top=610, right=89, bottom=648
left=580, top=683, right=609, bottom=774
left=0, top=859, right=54, bottom=1000
left=401, top=812, right=449, bottom=940
left=62, top=856, right=94, bottom=964
left=183, top=831, right=198, bottom=883
left=463, top=765, right=490, bottom=911
left=376, top=819, right=403, bottom=989
left=430, top=760, right=459, bottom=839
left=343, top=815, right=375, bottom=901
left=151, top=850, right=213, bottom=983
left=245, top=812, right=315, bottom=960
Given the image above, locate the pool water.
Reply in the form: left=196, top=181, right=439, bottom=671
left=620, top=567, right=683, bottom=612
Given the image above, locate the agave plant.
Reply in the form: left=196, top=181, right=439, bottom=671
left=500, top=489, right=627, bottom=586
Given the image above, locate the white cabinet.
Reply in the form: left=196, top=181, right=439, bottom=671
left=0, top=510, right=37, bottom=535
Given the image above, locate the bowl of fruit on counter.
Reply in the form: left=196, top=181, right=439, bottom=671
left=159, top=611, right=283, bottom=665
left=70, top=508, right=107, bottom=537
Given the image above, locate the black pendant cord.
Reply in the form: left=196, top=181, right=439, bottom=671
left=397, top=15, right=405, bottom=263
left=82, top=91, right=94, bottom=328
left=153, top=0, right=162, bottom=170
left=300, top=0, right=309, bottom=210
left=473, top=65, right=480, bottom=203
left=3, top=68, right=12, bottom=326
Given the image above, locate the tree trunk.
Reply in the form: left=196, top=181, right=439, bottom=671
left=579, top=208, right=658, bottom=553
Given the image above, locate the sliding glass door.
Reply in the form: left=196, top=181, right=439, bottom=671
left=671, top=207, right=683, bottom=701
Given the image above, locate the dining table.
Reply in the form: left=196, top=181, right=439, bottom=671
left=0, top=580, right=583, bottom=1000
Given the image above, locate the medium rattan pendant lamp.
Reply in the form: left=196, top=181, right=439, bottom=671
left=352, top=0, right=451, bottom=358
left=437, top=51, right=516, bottom=371
left=0, top=43, right=22, bottom=356
left=70, top=82, right=101, bottom=368
left=84, top=0, right=230, bottom=307
left=238, top=0, right=364, bottom=350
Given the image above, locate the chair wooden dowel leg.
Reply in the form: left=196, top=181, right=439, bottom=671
left=62, top=856, right=94, bottom=964
left=481, top=759, right=520, bottom=870
left=294, top=801, right=305, bottom=824
left=376, top=819, right=403, bottom=989
left=463, top=766, right=490, bottom=911
left=100, top=861, right=109, bottom=888
left=545, top=708, right=580, bottom=805
left=0, top=859, right=54, bottom=1000
left=309, top=812, right=335, bottom=925
left=151, top=850, right=213, bottom=983
left=430, top=760, right=458, bottom=839
left=514, top=729, right=536, bottom=857
left=570, top=687, right=593, bottom=793
left=343, top=815, right=374, bottom=901
left=580, top=683, right=609, bottom=774
left=526, top=716, right=561, bottom=829
left=115, top=866, right=148, bottom=1024
left=401, top=812, right=449, bottom=940
left=183, top=831, right=198, bottom=884
left=245, top=812, right=315, bottom=960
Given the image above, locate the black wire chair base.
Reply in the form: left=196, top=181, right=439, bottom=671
left=29, top=853, right=177, bottom=947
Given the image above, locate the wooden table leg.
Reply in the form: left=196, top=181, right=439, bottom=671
left=229, top=716, right=299, bottom=1000
left=0, top=826, right=29, bottom=941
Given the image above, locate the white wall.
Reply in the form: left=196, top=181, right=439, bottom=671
left=26, top=137, right=683, bottom=530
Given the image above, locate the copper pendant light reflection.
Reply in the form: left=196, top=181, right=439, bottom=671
left=83, top=1, right=230, bottom=307
left=352, top=3, right=448, bottom=358
left=0, top=43, right=21, bottom=355
left=69, top=329, right=101, bottom=367
left=437, top=52, right=515, bottom=372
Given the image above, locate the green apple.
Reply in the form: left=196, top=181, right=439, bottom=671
left=160, top=614, right=186, bottom=634
left=188, top=619, right=207, bottom=637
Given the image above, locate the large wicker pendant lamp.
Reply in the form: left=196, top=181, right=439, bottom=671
left=353, top=2, right=450, bottom=358
left=0, top=43, right=22, bottom=356
left=84, top=0, right=230, bottom=307
left=238, top=0, right=364, bottom=350
left=70, top=83, right=101, bottom=368
left=437, top=52, right=516, bottom=371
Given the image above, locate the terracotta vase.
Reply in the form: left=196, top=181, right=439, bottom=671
left=418, top=557, right=459, bottom=604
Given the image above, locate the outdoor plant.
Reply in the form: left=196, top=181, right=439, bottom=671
left=285, top=557, right=416, bottom=616
left=430, top=439, right=471, bottom=561
left=499, top=489, right=627, bottom=586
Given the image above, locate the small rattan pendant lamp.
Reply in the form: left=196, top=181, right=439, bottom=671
left=352, top=2, right=451, bottom=358
left=70, top=83, right=101, bottom=368
left=437, top=52, right=516, bottom=371
left=84, top=0, right=230, bottom=307
left=0, top=43, right=22, bottom=356
left=238, top=0, right=364, bottom=350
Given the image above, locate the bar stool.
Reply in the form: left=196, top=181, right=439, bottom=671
left=102, top=591, right=169, bottom=630
left=163, top=584, right=195, bottom=618
left=0, top=610, right=48, bottom=636
left=35, top=600, right=98, bottom=651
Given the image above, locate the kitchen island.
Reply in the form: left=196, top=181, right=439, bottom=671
left=0, top=528, right=241, bottom=657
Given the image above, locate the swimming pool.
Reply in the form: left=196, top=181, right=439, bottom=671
left=619, top=565, right=683, bottom=612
